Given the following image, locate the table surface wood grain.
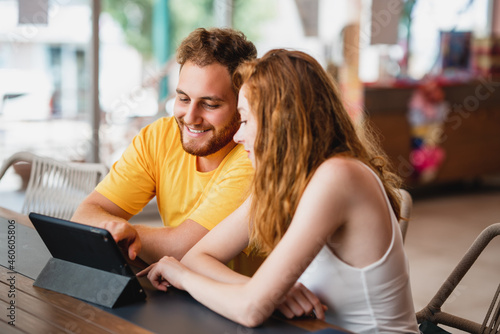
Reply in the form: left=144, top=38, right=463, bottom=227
left=0, top=206, right=349, bottom=333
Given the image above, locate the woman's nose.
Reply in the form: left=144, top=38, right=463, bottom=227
left=233, top=123, right=244, bottom=144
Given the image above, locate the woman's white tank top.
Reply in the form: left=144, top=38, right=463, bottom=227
left=298, top=163, right=419, bottom=333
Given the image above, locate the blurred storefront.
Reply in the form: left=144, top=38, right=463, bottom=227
left=1, top=0, right=499, bottom=189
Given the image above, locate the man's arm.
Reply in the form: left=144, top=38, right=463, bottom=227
left=71, top=190, right=209, bottom=264
left=133, top=220, right=208, bottom=264
left=72, top=191, right=133, bottom=223
left=71, top=190, right=140, bottom=260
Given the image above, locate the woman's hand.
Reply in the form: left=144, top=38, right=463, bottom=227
left=137, top=256, right=189, bottom=291
left=276, top=282, right=327, bottom=320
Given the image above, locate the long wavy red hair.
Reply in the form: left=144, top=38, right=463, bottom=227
left=234, top=49, right=402, bottom=256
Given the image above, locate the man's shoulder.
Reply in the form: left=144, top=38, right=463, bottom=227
left=140, top=116, right=181, bottom=147
left=224, top=144, right=252, bottom=168
left=145, top=116, right=178, bottom=133
left=215, top=144, right=253, bottom=181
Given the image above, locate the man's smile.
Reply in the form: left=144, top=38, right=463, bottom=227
left=186, top=126, right=210, bottom=134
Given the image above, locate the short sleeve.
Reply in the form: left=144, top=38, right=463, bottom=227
left=188, top=148, right=253, bottom=230
left=95, top=121, right=160, bottom=215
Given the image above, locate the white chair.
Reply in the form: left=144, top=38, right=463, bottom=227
left=399, top=188, right=413, bottom=243
left=0, top=151, right=108, bottom=220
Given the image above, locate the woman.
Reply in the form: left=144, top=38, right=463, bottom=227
left=138, top=49, right=419, bottom=333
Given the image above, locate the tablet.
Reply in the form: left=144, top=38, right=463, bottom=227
left=29, top=212, right=135, bottom=277
left=29, top=212, right=147, bottom=308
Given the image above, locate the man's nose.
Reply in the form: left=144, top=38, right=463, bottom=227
left=183, top=103, right=202, bottom=125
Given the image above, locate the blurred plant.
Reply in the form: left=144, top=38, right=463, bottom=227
left=400, top=0, right=417, bottom=35
left=103, top=0, right=274, bottom=60
left=103, top=0, right=155, bottom=58
left=398, top=0, right=417, bottom=77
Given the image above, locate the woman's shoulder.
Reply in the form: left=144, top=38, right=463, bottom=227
left=308, top=157, right=383, bottom=203
left=313, top=156, right=371, bottom=184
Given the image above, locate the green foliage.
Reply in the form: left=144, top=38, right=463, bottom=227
left=169, top=0, right=215, bottom=50
left=103, top=0, right=155, bottom=58
left=169, top=0, right=275, bottom=49
left=233, top=0, right=275, bottom=44
left=103, top=0, right=275, bottom=60
left=401, top=0, right=417, bottom=27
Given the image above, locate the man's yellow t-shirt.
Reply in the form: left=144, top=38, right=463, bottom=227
left=96, top=117, right=253, bottom=230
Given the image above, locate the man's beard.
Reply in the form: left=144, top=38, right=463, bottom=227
left=176, top=112, right=240, bottom=157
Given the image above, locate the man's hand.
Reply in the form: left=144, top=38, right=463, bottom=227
left=276, top=282, right=327, bottom=320
left=72, top=191, right=210, bottom=264
left=102, top=220, right=142, bottom=260
left=71, top=191, right=141, bottom=260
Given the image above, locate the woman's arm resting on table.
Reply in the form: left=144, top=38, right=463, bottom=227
left=139, top=163, right=351, bottom=327
left=180, top=197, right=254, bottom=284
left=172, top=197, right=327, bottom=320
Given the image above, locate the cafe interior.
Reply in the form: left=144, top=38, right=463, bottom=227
left=0, top=0, right=500, bottom=333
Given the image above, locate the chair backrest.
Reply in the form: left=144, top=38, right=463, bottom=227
left=416, top=223, right=500, bottom=334
left=398, top=188, right=413, bottom=243
left=0, top=151, right=108, bottom=220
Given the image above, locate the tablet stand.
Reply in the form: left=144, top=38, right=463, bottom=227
left=34, top=258, right=146, bottom=308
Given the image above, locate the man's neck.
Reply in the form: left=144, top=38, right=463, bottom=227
left=196, top=141, right=238, bottom=172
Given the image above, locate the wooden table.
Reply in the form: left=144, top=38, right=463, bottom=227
left=0, top=265, right=151, bottom=333
left=0, top=207, right=349, bottom=333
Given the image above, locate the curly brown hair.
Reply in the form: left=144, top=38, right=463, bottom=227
left=176, top=27, right=257, bottom=82
left=234, top=49, right=402, bottom=255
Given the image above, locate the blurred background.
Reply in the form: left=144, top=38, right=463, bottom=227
left=0, top=0, right=495, bottom=167
left=1, top=1, right=500, bottom=333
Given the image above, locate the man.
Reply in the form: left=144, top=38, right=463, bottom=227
left=71, top=28, right=257, bottom=264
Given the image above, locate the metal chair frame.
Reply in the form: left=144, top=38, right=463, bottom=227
left=416, top=223, right=500, bottom=334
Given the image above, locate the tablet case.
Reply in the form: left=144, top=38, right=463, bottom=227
left=29, top=212, right=146, bottom=308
